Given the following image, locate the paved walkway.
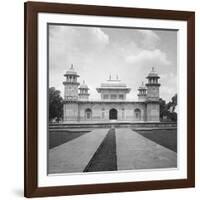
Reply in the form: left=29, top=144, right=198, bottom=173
left=48, top=129, right=108, bottom=174
left=49, top=128, right=177, bottom=174
left=115, top=128, right=177, bottom=170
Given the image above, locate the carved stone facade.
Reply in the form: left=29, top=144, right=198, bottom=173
left=63, top=65, right=161, bottom=123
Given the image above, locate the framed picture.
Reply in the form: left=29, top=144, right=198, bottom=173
left=24, top=1, right=195, bottom=197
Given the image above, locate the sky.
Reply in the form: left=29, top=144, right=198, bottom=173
left=49, top=24, right=177, bottom=102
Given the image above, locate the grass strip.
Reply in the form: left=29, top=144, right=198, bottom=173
left=84, top=128, right=117, bottom=172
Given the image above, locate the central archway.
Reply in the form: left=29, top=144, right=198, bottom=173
left=109, top=108, right=118, bottom=120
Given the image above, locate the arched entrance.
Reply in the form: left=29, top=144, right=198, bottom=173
left=85, top=108, right=92, bottom=120
left=109, top=108, right=118, bottom=120
left=134, top=108, right=141, bottom=120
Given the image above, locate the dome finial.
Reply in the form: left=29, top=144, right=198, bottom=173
left=109, top=74, right=111, bottom=80
left=70, top=64, right=74, bottom=70
left=116, top=74, right=119, bottom=80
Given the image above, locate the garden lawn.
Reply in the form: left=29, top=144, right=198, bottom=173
left=135, top=129, right=177, bottom=152
left=84, top=128, right=117, bottom=172
left=49, top=130, right=90, bottom=149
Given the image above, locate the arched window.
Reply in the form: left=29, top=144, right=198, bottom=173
left=135, top=108, right=141, bottom=120
left=85, top=108, right=92, bottom=120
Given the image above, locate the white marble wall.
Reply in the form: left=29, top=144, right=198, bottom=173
left=63, top=102, right=156, bottom=122
left=146, top=103, right=160, bottom=122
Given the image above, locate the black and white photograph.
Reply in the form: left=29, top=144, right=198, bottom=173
left=24, top=2, right=195, bottom=197
left=48, top=24, right=178, bottom=174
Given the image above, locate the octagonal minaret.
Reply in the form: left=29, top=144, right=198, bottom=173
left=145, top=67, right=160, bottom=101
left=145, top=67, right=161, bottom=122
left=63, top=64, right=80, bottom=101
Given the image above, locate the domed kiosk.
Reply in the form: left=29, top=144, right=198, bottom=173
left=96, top=75, right=131, bottom=101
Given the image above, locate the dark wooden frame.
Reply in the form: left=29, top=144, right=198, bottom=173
left=24, top=1, right=195, bottom=198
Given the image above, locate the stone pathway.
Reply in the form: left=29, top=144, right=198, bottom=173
left=48, top=128, right=108, bottom=174
left=115, top=128, right=177, bottom=170
left=48, top=128, right=177, bottom=174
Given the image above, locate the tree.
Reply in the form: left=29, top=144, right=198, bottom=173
left=171, top=94, right=177, bottom=112
left=159, top=98, right=167, bottom=119
left=159, top=94, right=177, bottom=122
left=168, top=94, right=177, bottom=121
left=49, top=87, right=63, bottom=122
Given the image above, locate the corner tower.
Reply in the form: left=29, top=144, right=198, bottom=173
left=145, top=67, right=160, bottom=101
left=63, top=64, right=80, bottom=122
left=145, top=67, right=161, bottom=122
left=63, top=64, right=80, bottom=101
